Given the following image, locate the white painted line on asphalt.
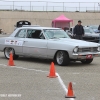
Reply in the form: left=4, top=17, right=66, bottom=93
left=0, top=64, right=7, bottom=66
left=14, top=66, right=48, bottom=73
left=70, top=98, right=75, bottom=100
left=56, top=73, right=67, bottom=92
left=0, top=63, right=48, bottom=73
left=56, top=73, right=75, bottom=100
left=0, top=63, right=75, bottom=100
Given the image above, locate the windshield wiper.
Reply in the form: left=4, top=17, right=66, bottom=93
left=60, top=37, right=67, bottom=38
left=50, top=37, right=59, bottom=39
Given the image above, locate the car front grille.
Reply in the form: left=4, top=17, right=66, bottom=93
left=78, top=47, right=98, bottom=52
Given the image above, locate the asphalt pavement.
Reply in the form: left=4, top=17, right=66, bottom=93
left=0, top=34, right=100, bottom=100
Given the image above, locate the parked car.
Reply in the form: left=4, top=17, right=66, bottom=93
left=68, top=26, right=100, bottom=43
left=88, top=25, right=99, bottom=33
left=0, top=26, right=100, bottom=66
left=66, top=30, right=73, bottom=38
left=83, top=27, right=100, bottom=42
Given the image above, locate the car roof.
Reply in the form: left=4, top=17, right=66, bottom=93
left=17, top=26, right=61, bottom=30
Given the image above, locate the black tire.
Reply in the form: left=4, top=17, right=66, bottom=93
left=13, top=55, right=19, bottom=60
left=81, top=59, right=93, bottom=64
left=55, top=51, right=70, bottom=66
left=4, top=48, right=19, bottom=60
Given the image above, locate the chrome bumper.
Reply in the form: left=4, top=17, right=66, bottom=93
left=72, top=52, right=100, bottom=59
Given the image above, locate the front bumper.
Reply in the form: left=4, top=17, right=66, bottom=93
left=72, top=52, right=100, bottom=60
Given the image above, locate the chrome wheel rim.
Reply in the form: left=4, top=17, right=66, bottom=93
left=5, top=48, right=14, bottom=59
left=56, top=51, right=64, bottom=65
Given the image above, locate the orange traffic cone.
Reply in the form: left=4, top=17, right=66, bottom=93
left=8, top=52, right=15, bottom=66
left=65, top=82, right=76, bottom=98
left=47, top=62, right=58, bottom=78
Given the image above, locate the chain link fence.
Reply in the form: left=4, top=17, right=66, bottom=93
left=0, top=1, right=100, bottom=12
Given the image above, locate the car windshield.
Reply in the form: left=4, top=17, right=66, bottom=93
left=43, top=29, right=70, bottom=39
left=90, top=25, right=98, bottom=29
left=84, top=28, right=94, bottom=33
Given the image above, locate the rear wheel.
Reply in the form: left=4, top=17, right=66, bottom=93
left=56, top=51, right=70, bottom=66
left=81, top=59, right=93, bottom=64
left=4, top=48, right=19, bottom=59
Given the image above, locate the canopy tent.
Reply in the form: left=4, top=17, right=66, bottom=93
left=52, top=15, right=73, bottom=29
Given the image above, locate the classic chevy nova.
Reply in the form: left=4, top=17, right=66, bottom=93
left=0, top=26, right=100, bottom=66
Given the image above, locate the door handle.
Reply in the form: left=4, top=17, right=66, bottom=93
left=24, top=41, right=28, bottom=42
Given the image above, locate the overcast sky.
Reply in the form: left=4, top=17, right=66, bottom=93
left=0, top=0, right=100, bottom=11
left=0, top=0, right=99, bottom=2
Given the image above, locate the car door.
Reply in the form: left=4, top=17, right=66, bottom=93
left=23, top=29, right=48, bottom=58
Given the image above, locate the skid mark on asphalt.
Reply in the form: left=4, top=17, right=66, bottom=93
left=0, top=63, right=75, bottom=100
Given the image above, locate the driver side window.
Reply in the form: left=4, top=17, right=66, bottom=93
left=27, top=29, right=45, bottom=39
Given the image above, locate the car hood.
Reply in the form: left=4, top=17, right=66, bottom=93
left=50, top=38, right=100, bottom=47
left=91, top=33, right=100, bottom=37
left=84, top=33, right=100, bottom=37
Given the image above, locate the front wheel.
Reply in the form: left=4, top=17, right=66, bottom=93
left=56, top=51, right=70, bottom=66
left=81, top=59, right=93, bottom=64
left=4, top=48, right=19, bottom=60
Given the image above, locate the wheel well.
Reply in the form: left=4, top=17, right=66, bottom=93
left=54, top=50, right=69, bottom=60
left=3, top=47, right=15, bottom=53
left=3, top=47, right=7, bottom=51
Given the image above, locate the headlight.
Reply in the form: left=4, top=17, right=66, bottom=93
left=97, top=47, right=100, bottom=51
left=73, top=46, right=79, bottom=53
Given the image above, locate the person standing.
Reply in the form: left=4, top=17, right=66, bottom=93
left=73, top=20, right=84, bottom=40
left=98, top=25, right=100, bottom=32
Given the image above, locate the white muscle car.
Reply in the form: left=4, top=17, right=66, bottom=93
left=0, top=26, right=100, bottom=66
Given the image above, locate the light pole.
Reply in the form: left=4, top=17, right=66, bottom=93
left=13, top=1, right=14, bottom=11
left=97, top=3, right=100, bottom=43
left=98, top=3, right=100, bottom=12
